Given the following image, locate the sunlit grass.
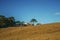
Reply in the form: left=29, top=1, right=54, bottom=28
left=0, top=22, right=60, bottom=40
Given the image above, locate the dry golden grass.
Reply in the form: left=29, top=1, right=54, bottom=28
left=0, top=22, right=60, bottom=40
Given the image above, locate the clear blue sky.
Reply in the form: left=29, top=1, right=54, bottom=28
left=0, top=0, right=60, bottom=24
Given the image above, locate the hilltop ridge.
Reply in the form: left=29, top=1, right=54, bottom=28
left=0, top=22, right=60, bottom=40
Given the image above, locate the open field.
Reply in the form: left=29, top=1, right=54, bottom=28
left=0, top=22, right=60, bottom=40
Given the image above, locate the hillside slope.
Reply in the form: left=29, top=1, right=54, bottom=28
left=0, top=22, right=60, bottom=40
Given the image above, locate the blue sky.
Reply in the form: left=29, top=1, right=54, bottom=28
left=0, top=0, right=60, bottom=24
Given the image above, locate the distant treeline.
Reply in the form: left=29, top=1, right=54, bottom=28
left=0, top=15, right=38, bottom=28
left=0, top=15, right=25, bottom=28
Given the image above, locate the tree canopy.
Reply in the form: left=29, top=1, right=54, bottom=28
left=30, top=18, right=37, bottom=26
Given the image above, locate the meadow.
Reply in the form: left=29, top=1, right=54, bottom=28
left=0, top=22, right=60, bottom=40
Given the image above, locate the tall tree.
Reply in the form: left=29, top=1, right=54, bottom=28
left=0, top=15, right=16, bottom=28
left=30, top=18, right=37, bottom=26
left=7, top=16, right=15, bottom=26
left=0, top=15, right=7, bottom=28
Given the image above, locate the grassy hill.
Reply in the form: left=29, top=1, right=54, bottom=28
left=0, top=22, right=60, bottom=40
